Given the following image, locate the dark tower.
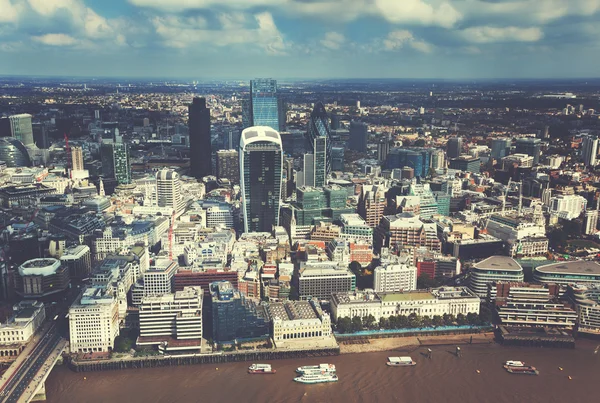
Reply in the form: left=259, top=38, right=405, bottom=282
left=189, top=97, right=212, bottom=179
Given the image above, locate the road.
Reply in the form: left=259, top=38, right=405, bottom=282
left=0, top=323, right=63, bottom=403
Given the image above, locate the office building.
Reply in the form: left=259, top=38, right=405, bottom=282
left=331, top=147, right=344, bottom=171
left=568, top=284, right=600, bottom=335
left=374, top=263, right=418, bottom=293
left=501, top=153, right=534, bottom=169
left=378, top=139, right=391, bottom=163
left=306, top=102, right=331, bottom=185
left=240, top=126, right=283, bottom=233
left=100, top=141, right=131, bottom=185
left=340, top=213, right=373, bottom=241
left=174, top=269, right=238, bottom=297
left=549, top=194, right=587, bottom=220
left=446, top=137, right=462, bottom=159
left=582, top=135, right=599, bottom=166
left=386, top=148, right=431, bottom=178
left=188, top=97, right=212, bottom=179
left=0, top=301, right=45, bottom=357
left=297, top=262, right=356, bottom=300
left=15, top=258, right=70, bottom=299
left=137, top=286, right=203, bottom=352
left=490, top=138, right=512, bottom=160
left=8, top=114, right=34, bottom=146
left=0, top=138, right=32, bottom=167
left=268, top=300, right=333, bottom=348
left=156, top=169, right=184, bottom=214
left=515, top=137, right=541, bottom=165
left=358, top=184, right=388, bottom=228
left=534, top=261, right=600, bottom=287
left=209, top=281, right=270, bottom=343
left=375, top=212, right=441, bottom=253
left=216, top=149, right=239, bottom=184
left=71, top=146, right=84, bottom=171
left=449, top=156, right=480, bottom=173
left=349, top=121, right=368, bottom=153
left=60, top=245, right=92, bottom=279
left=244, top=79, right=285, bottom=132
left=585, top=209, right=599, bottom=235
left=330, top=287, right=480, bottom=322
left=469, top=256, right=524, bottom=298
left=69, top=286, right=120, bottom=353
left=143, top=259, right=178, bottom=297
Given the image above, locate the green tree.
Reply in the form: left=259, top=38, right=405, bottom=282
left=443, top=313, right=455, bottom=326
left=351, top=316, right=363, bottom=332
left=398, top=315, right=409, bottom=329
left=364, top=314, right=377, bottom=330
left=337, top=317, right=352, bottom=333
left=466, top=312, right=479, bottom=326
left=114, top=336, right=133, bottom=353
left=379, top=317, right=389, bottom=330
left=408, top=313, right=421, bottom=328
left=456, top=313, right=468, bottom=326
left=421, top=316, right=433, bottom=328
left=432, top=315, right=444, bottom=327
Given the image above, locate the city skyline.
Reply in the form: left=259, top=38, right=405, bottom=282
left=2, top=0, right=600, bottom=79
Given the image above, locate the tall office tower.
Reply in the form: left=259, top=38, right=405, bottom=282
left=430, top=149, right=445, bottom=170
left=349, top=121, right=368, bottom=153
left=306, top=102, right=331, bottom=186
left=240, top=126, right=283, bottom=233
left=156, top=169, right=184, bottom=213
left=584, top=209, right=599, bottom=235
left=216, top=149, right=240, bottom=183
left=515, top=137, right=541, bottom=165
left=8, top=114, right=34, bottom=146
left=377, top=139, right=390, bottom=163
left=491, top=138, right=512, bottom=160
left=0, top=138, right=32, bottom=167
left=188, top=97, right=212, bottom=179
left=71, top=146, right=84, bottom=171
left=0, top=117, right=10, bottom=137
left=446, top=137, right=462, bottom=159
left=331, top=114, right=340, bottom=130
left=100, top=141, right=131, bottom=184
left=243, top=79, right=285, bottom=132
left=582, top=135, right=599, bottom=166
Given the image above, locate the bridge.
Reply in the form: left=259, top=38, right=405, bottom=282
left=0, top=323, right=68, bottom=403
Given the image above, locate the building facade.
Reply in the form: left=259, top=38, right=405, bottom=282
left=374, top=263, right=418, bottom=293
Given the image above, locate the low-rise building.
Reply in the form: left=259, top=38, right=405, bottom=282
left=0, top=301, right=45, bottom=359
left=297, top=262, right=356, bottom=301
left=534, top=261, right=600, bottom=287
left=330, top=287, right=480, bottom=322
left=469, top=256, right=524, bottom=298
left=15, top=258, right=70, bottom=299
left=267, top=300, right=333, bottom=348
left=568, top=284, right=600, bottom=335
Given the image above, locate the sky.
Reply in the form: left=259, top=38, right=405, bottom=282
left=1, top=0, right=600, bottom=80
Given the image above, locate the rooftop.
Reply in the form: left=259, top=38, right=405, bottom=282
left=536, top=261, right=600, bottom=275
left=474, top=256, right=523, bottom=272
left=380, top=292, right=436, bottom=302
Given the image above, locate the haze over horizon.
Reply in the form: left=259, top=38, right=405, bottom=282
left=1, top=0, right=600, bottom=79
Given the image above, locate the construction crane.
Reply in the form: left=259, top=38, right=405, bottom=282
left=501, top=178, right=512, bottom=214
left=168, top=210, right=176, bottom=261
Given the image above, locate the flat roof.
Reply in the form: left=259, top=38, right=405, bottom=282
left=381, top=292, right=435, bottom=302
left=474, top=256, right=523, bottom=272
left=535, top=261, right=600, bottom=275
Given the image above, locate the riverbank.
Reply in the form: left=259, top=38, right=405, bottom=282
left=338, top=332, right=494, bottom=354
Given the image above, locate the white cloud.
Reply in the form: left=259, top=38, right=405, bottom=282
left=31, top=33, right=78, bottom=46
left=152, top=11, right=288, bottom=54
left=0, top=0, right=22, bottom=23
left=374, top=0, right=461, bottom=28
left=383, top=30, right=434, bottom=53
left=320, top=32, right=345, bottom=50
left=459, top=26, right=544, bottom=44
left=129, top=0, right=286, bottom=12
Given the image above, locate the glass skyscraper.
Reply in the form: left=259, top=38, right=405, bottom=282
left=306, top=102, right=331, bottom=187
left=100, top=141, right=131, bottom=184
left=243, top=79, right=285, bottom=132
left=386, top=148, right=431, bottom=178
left=0, top=138, right=32, bottom=167
left=8, top=114, right=34, bottom=147
left=240, top=126, right=283, bottom=233
left=188, top=97, right=212, bottom=179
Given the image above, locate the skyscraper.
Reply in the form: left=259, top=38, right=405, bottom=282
left=491, top=138, right=512, bottom=160
left=216, top=149, right=239, bottom=183
left=306, top=102, right=331, bottom=187
left=188, top=98, right=212, bottom=179
left=0, top=138, right=32, bottom=167
left=8, top=114, right=34, bottom=147
left=71, top=146, right=84, bottom=171
left=156, top=169, right=183, bottom=213
left=515, top=137, right=541, bottom=166
left=446, top=137, right=462, bottom=159
left=582, top=135, right=598, bottom=166
left=100, top=141, right=131, bottom=185
left=243, top=79, right=285, bottom=132
left=349, top=121, right=368, bottom=153
left=239, top=126, right=283, bottom=233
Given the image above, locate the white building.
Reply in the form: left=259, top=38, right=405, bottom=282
left=582, top=135, right=598, bottom=166
left=374, top=263, right=417, bottom=293
left=330, top=287, right=480, bottom=322
left=156, top=169, right=184, bottom=214
left=143, top=259, right=178, bottom=296
left=268, top=300, right=333, bottom=348
left=69, top=286, right=120, bottom=353
left=584, top=209, right=599, bottom=235
left=549, top=194, right=587, bottom=220
left=569, top=284, right=600, bottom=335
left=469, top=256, right=524, bottom=298
left=137, top=286, right=203, bottom=352
left=534, top=261, right=600, bottom=287
left=298, top=262, right=356, bottom=301
left=0, top=301, right=45, bottom=357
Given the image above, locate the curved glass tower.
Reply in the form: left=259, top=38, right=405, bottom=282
left=306, top=102, right=331, bottom=187
left=240, top=126, right=283, bottom=233
left=0, top=138, right=32, bottom=167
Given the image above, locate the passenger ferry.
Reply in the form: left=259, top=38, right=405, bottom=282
left=504, top=365, right=539, bottom=375
left=296, top=364, right=336, bottom=374
left=387, top=357, right=416, bottom=367
left=294, top=373, right=338, bottom=384
left=248, top=364, right=276, bottom=374
left=504, top=360, right=525, bottom=367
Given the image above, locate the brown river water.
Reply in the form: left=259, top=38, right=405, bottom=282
left=45, top=341, right=600, bottom=403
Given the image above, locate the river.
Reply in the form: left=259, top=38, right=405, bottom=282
left=45, top=341, right=600, bottom=403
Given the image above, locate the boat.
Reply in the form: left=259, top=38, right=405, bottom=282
left=248, top=364, right=276, bottom=374
left=296, top=364, right=336, bottom=374
left=294, top=372, right=338, bottom=384
left=505, top=360, right=525, bottom=367
left=387, top=357, right=416, bottom=367
left=503, top=365, right=539, bottom=375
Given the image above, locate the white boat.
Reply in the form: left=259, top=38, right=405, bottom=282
left=248, top=363, right=276, bottom=374
left=387, top=357, right=416, bottom=367
left=505, top=361, right=525, bottom=367
left=294, top=373, right=338, bottom=384
left=296, top=364, right=336, bottom=374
